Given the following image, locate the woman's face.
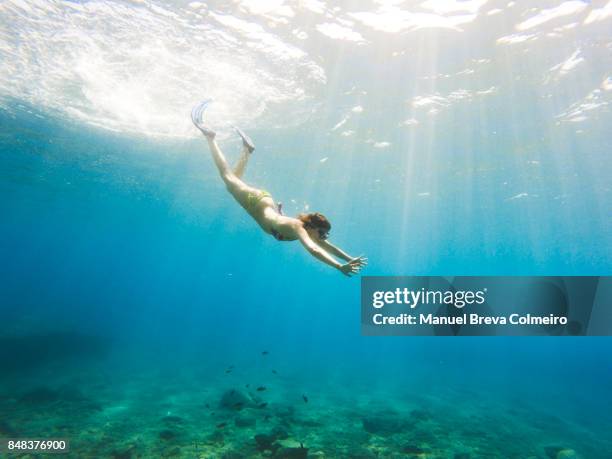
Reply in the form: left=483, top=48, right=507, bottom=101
left=308, top=226, right=329, bottom=241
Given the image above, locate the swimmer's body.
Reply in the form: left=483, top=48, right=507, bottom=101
left=191, top=100, right=367, bottom=276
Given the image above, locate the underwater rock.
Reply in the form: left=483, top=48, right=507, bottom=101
left=273, top=445, right=308, bottom=459
left=272, top=426, right=289, bottom=438
left=545, top=446, right=564, bottom=458
left=556, top=449, right=579, bottom=459
left=254, top=427, right=289, bottom=453
left=235, top=415, right=256, bottom=428
left=219, top=389, right=251, bottom=410
left=545, top=446, right=577, bottom=459
left=362, top=415, right=407, bottom=435
left=255, top=433, right=279, bottom=453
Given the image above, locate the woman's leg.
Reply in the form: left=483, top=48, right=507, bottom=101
left=233, top=145, right=251, bottom=179
left=204, top=138, right=258, bottom=208
left=191, top=103, right=256, bottom=202
left=206, top=137, right=233, bottom=184
left=233, top=127, right=256, bottom=179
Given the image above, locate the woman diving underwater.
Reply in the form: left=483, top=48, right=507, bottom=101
left=191, top=100, right=367, bottom=276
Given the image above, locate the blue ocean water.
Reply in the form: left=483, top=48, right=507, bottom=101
left=2, top=1, right=612, bottom=458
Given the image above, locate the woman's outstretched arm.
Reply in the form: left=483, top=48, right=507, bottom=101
left=318, top=239, right=367, bottom=266
left=296, top=227, right=363, bottom=276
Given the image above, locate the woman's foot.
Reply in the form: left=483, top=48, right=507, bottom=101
left=234, top=126, right=255, bottom=153
left=191, top=100, right=216, bottom=139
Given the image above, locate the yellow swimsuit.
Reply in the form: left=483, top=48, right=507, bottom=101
left=246, top=190, right=272, bottom=211
left=245, top=190, right=287, bottom=240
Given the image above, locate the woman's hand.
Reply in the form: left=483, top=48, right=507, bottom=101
left=352, top=255, right=368, bottom=268
left=339, top=255, right=368, bottom=277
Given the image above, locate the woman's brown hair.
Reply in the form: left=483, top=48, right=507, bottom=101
left=298, top=212, right=331, bottom=232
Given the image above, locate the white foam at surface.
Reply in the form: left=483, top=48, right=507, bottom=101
left=316, top=22, right=365, bottom=42
left=412, top=95, right=451, bottom=108
left=556, top=88, right=610, bottom=123
left=549, top=49, right=585, bottom=78
left=1, top=0, right=610, bottom=140
left=584, top=0, right=612, bottom=25
left=331, top=116, right=349, bottom=131
left=496, top=33, right=537, bottom=45
left=420, top=0, right=489, bottom=15
left=0, top=0, right=325, bottom=138
left=301, top=0, right=326, bottom=15
left=401, top=118, right=419, bottom=127
left=350, top=6, right=477, bottom=33
left=237, top=0, right=295, bottom=21
left=515, top=1, right=588, bottom=31
left=410, top=87, right=497, bottom=117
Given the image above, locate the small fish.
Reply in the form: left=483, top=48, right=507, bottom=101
left=271, top=370, right=277, bottom=375
left=258, top=402, right=268, bottom=408
left=205, top=403, right=210, bottom=409
left=225, top=369, right=232, bottom=374
left=216, top=422, right=227, bottom=429
left=261, top=351, right=269, bottom=355
left=245, top=384, right=250, bottom=388
left=233, top=402, right=244, bottom=408
left=256, top=386, right=266, bottom=392
left=302, top=394, right=308, bottom=403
